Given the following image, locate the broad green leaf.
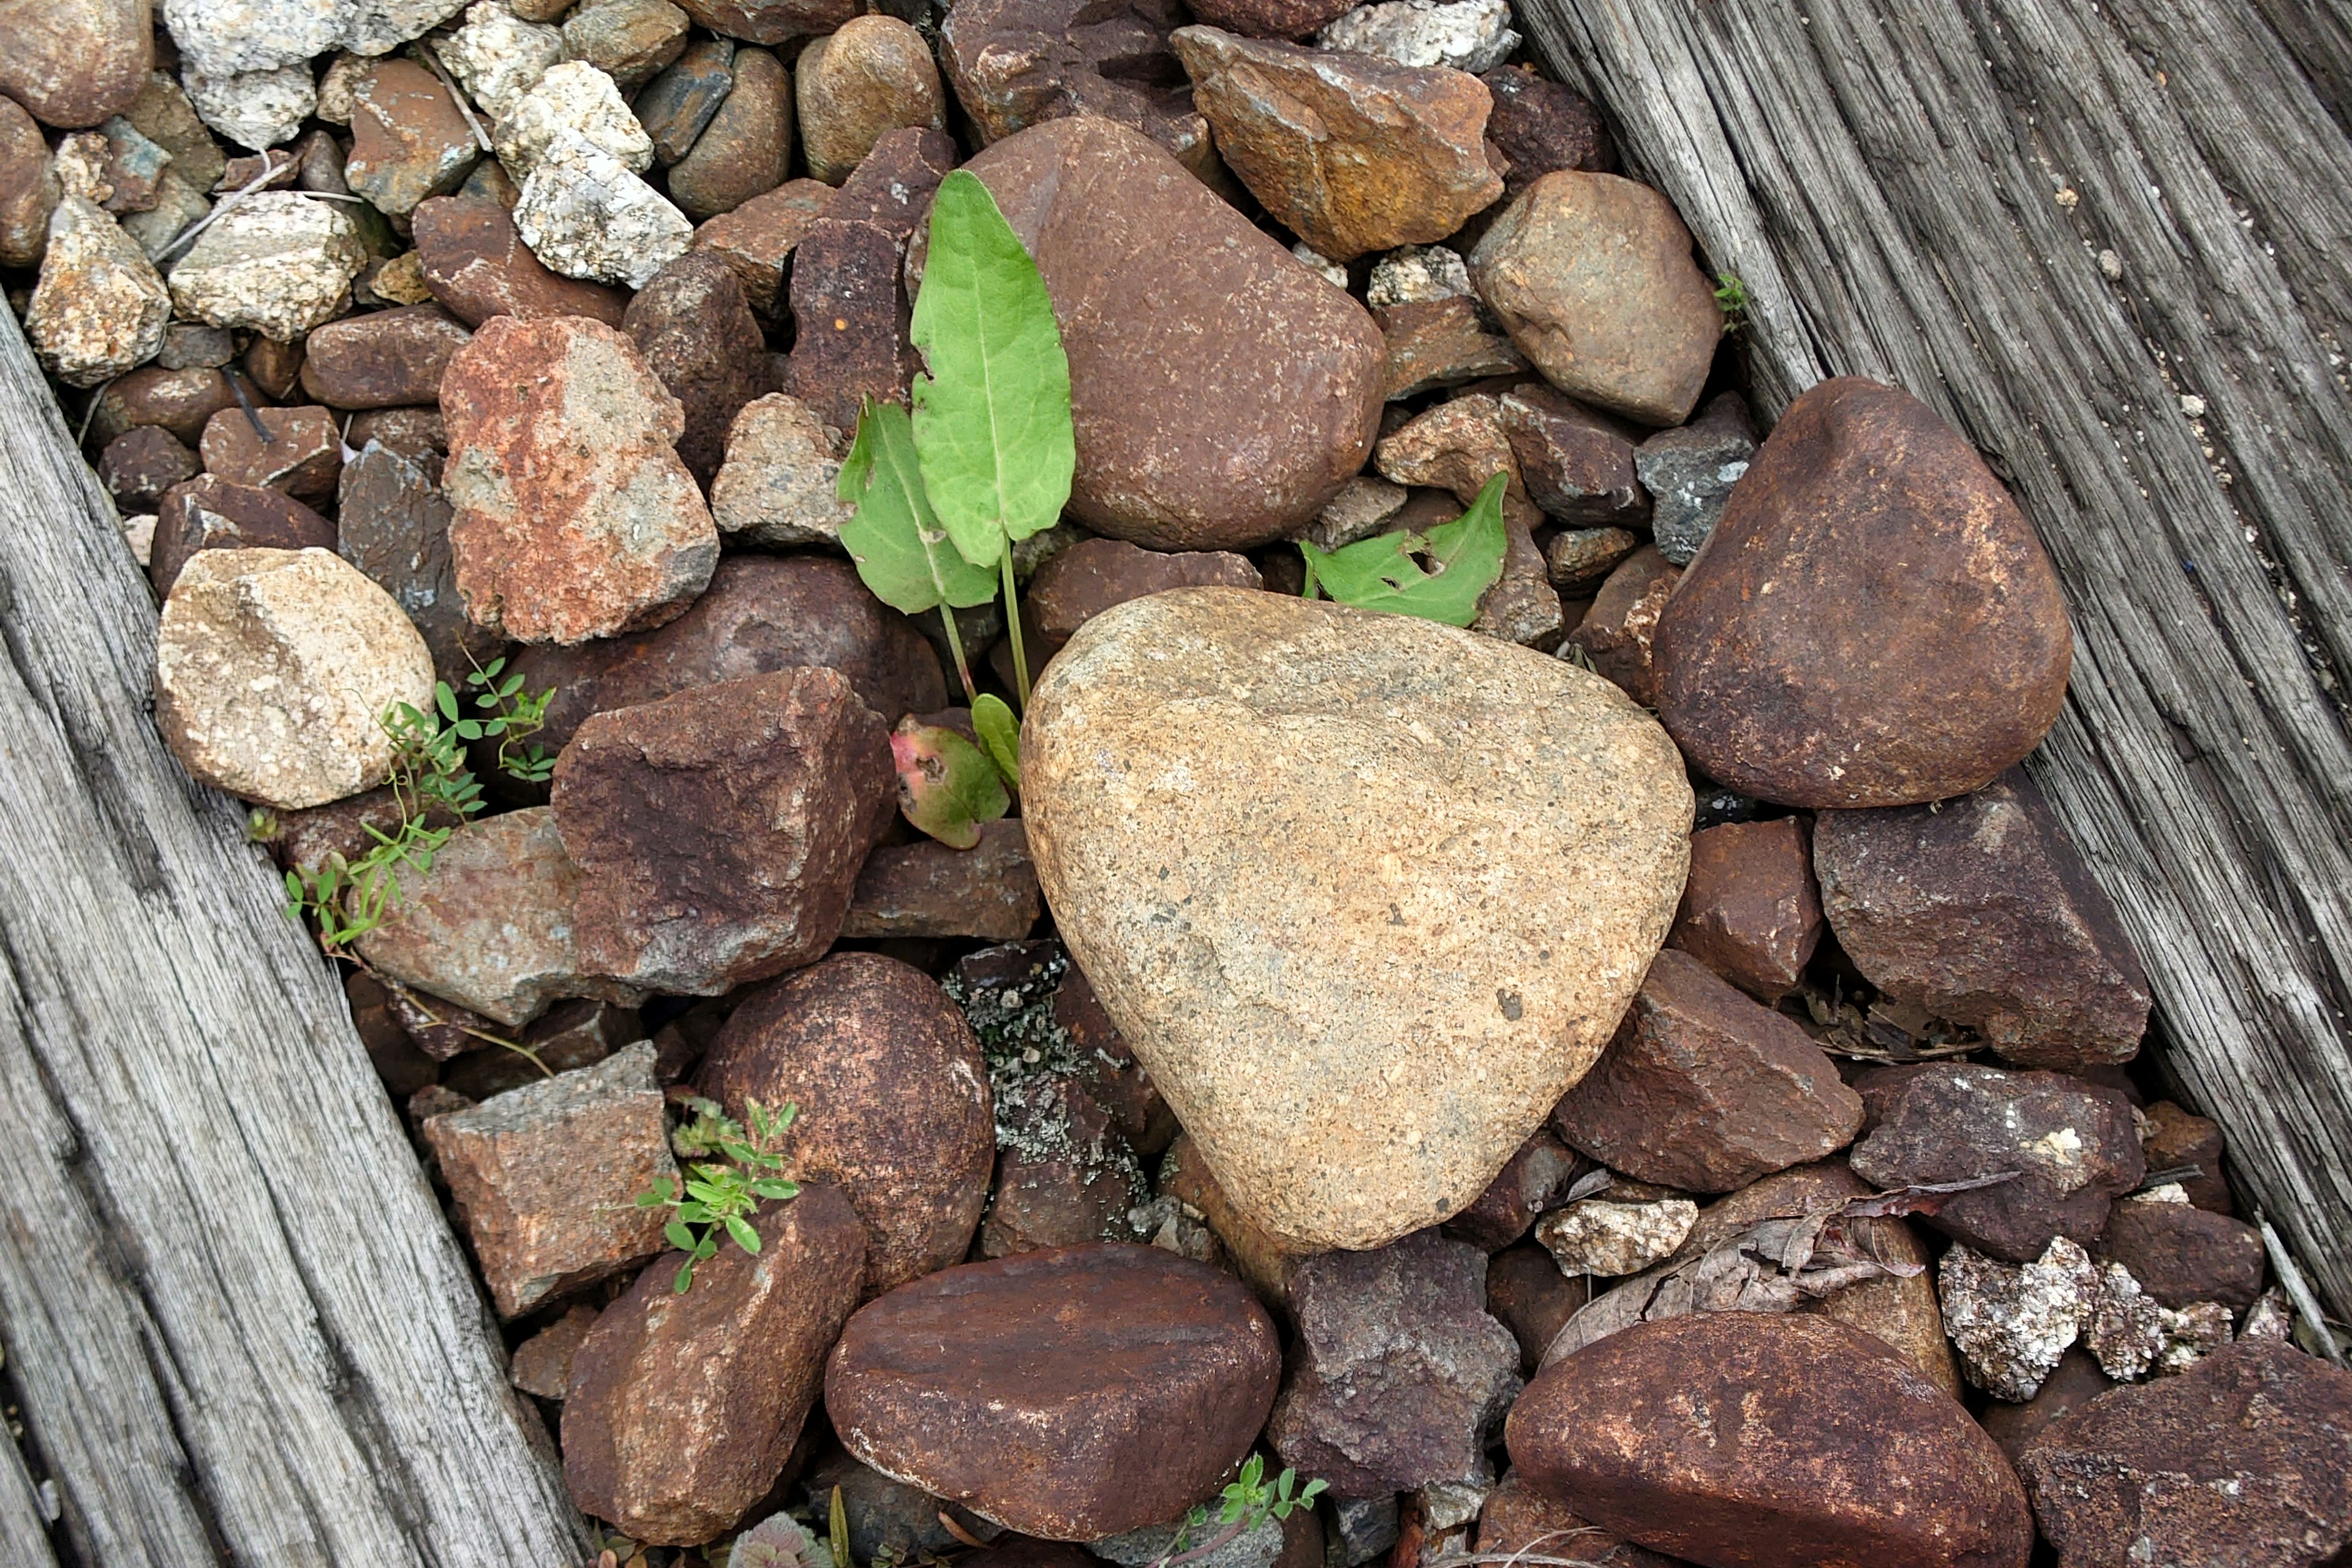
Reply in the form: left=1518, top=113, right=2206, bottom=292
left=1298, top=472, right=1509, bottom=627
left=970, top=693, right=1020, bottom=787
left=910, top=169, right=1076, bottom=568
left=889, top=718, right=1009, bottom=850
left=839, top=398, right=1001, bottom=615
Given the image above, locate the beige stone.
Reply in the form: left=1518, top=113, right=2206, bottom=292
left=153, top=547, right=435, bottom=810
left=26, top=195, right=170, bottom=387
left=795, top=15, right=947, bottom=186
left=709, top=392, right=853, bottom=548
left=1022, top=588, right=1692, bottom=1250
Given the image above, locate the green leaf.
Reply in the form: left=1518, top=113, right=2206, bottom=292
left=889, top=718, right=1009, bottom=850
left=724, top=1214, right=761, bottom=1254
left=674, top=1262, right=695, bottom=1293
left=749, top=1178, right=800, bottom=1199
left=1297, top=471, right=1510, bottom=627
left=665, top=1220, right=696, bottom=1251
left=839, top=398, right=1003, bottom=617
left=910, top=168, right=1076, bottom=568
left=970, top=693, right=1021, bottom=788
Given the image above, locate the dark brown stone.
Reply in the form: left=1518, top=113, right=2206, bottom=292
left=1023, top=538, right=1262, bottom=664
left=90, top=363, right=243, bottom=448
left=981, top=1144, right=1144, bottom=1259
left=1444, top=1128, right=1581, bottom=1251
left=1977, top=1346, right=2114, bottom=1466
left=1054, top=962, right=1177, bottom=1157
left=0, top=0, right=150, bottom=129
left=197, top=404, right=342, bottom=506
left=2095, top=1200, right=2264, bottom=1310
left=563, top=0, right=691, bottom=89
left=1667, top=816, right=1823, bottom=1001
left=1485, top=1242, right=1583, bottom=1376
left=624, top=249, right=768, bottom=486
left=242, top=334, right=305, bottom=402
left=412, top=194, right=630, bottom=328
left=345, top=404, right=447, bottom=461
left=2020, top=1341, right=2352, bottom=1568
left=99, top=424, right=200, bottom=510
left=1183, top=0, right=1352, bottom=37
left=1267, top=1230, right=1523, bottom=1497
left=825, top=1243, right=1282, bottom=1538
left=0, top=96, right=59, bottom=269
left=638, top=39, right=738, bottom=165
left=1846, top=1061, right=2143, bottom=1262
left=345, top=968, right=440, bottom=1099
left=696, top=952, right=994, bottom=1296
left=298, top=303, right=472, bottom=410
left=440, top=998, right=645, bottom=1100
left=1813, top=769, right=2153, bottom=1068
left=1508, top=1313, right=2032, bottom=1568
left=668, top=45, right=792, bottom=222
left=1476, top=1472, right=1681, bottom=1568
left=551, top=666, right=895, bottom=994
left=693, top=176, right=832, bottom=317
left=2139, top=1101, right=2234, bottom=1215
left=149, top=473, right=336, bottom=595
left=563, top=1184, right=867, bottom=1545
left=1550, top=949, right=1864, bottom=1193
left=963, top=117, right=1384, bottom=550
left=1564, top=545, right=1678, bottom=707
left=1653, top=377, right=2075, bottom=809
left=508, top=554, right=947, bottom=756
left=941, top=0, right=1215, bottom=176
left=509, top=1303, right=601, bottom=1400
left=1379, top=297, right=1529, bottom=401
left=677, top=0, right=859, bottom=45
left=1477, top=66, right=1615, bottom=195
left=840, top=817, right=1042, bottom=941
left=337, top=440, right=503, bottom=687
left=780, top=127, right=954, bottom=434
left=345, top=58, right=478, bottom=216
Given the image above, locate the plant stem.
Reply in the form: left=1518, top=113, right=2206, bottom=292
left=1000, top=549, right=1031, bottom=710
left=1300, top=553, right=1320, bottom=600
left=1156, top=1518, right=1248, bottom=1568
left=938, top=604, right=978, bottom=704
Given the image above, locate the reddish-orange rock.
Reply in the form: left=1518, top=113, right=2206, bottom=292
left=413, top=194, right=630, bottom=327
left=1667, top=816, right=1823, bottom=1001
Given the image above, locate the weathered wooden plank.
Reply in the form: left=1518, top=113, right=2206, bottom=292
left=1, top=1417, right=60, bottom=1568
left=0, top=296, right=588, bottom=1564
left=1520, top=0, right=2352, bottom=1321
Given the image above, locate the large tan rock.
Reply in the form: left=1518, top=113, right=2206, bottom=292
left=1021, top=588, right=1692, bottom=1250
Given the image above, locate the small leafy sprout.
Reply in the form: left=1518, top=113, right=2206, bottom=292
left=728, top=1512, right=825, bottom=1568
left=635, top=1096, right=801, bottom=1293
left=1714, top=272, right=1749, bottom=332
left=970, top=692, right=1020, bottom=789
left=891, top=717, right=1011, bottom=848
left=454, top=654, right=556, bottom=782
left=1299, top=472, right=1509, bottom=626
left=1153, top=1457, right=1327, bottom=1568
left=829, top=1485, right=853, bottom=1568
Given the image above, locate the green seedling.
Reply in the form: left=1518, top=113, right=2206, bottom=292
left=633, top=1097, right=801, bottom=1294
left=891, top=717, right=1011, bottom=848
left=1153, top=1456, right=1328, bottom=1568
left=1714, top=272, right=1750, bottom=331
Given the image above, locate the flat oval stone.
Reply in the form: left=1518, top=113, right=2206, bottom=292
left=1020, top=589, right=1691, bottom=1250
left=824, top=1243, right=1281, bottom=1540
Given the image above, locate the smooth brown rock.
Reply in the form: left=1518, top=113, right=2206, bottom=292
left=693, top=952, right=993, bottom=1295
left=298, top=303, right=472, bottom=409
left=677, top=0, right=857, bottom=45
left=336, top=440, right=504, bottom=687
left=1509, top=1313, right=2032, bottom=1568
left=0, top=0, right=151, bottom=129
left=1445, top=1128, right=1581, bottom=1251
left=1173, top=27, right=1501, bottom=262
left=508, top=554, right=945, bottom=762
left=89, top=363, right=242, bottom=448
left=841, top=818, right=1043, bottom=941
left=1977, top=1346, right=2114, bottom=1465
left=99, top=424, right=200, bottom=511
left=562, top=0, right=690, bottom=90
left=412, top=194, right=630, bottom=327
left=241, top=333, right=304, bottom=401
left=345, top=58, right=477, bottom=216
left=1847, top=1061, right=2144, bottom=1263
left=1468, top=172, right=1719, bottom=427
left=564, top=1185, right=866, bottom=1545
left=1476, top=1472, right=1679, bottom=1568
left=2095, top=1199, right=2264, bottom=1311
left=198, top=404, right=342, bottom=505
left=345, top=404, right=447, bottom=460
left=1022, top=538, right=1263, bottom=663
left=1550, top=949, right=1864, bottom=1193
left=1379, top=296, right=1528, bottom=401
left=150, top=473, right=335, bottom=596
left=1563, top=545, right=1678, bottom=707
left=796, top=15, right=948, bottom=186
left=440, top=314, right=718, bottom=644
left=422, top=1042, right=677, bottom=1318
left=692, top=176, right=831, bottom=316
left=1668, top=817, right=1823, bottom=1001
left=1544, top=527, right=1640, bottom=591
left=552, top=668, right=894, bottom=994
left=1813, top=769, right=2152, bottom=1066
left=1501, top=383, right=1647, bottom=524
left=624, top=249, right=768, bottom=486
left=2020, top=1341, right=2352, bottom=1568
left=668, top=45, right=792, bottom=221
left=1185, top=0, right=1353, bottom=38
left=941, top=0, right=1214, bottom=176
left=0, top=96, right=58, bottom=268
left=1479, top=65, right=1613, bottom=193
left=825, top=1245, right=1282, bottom=1539
left=2139, top=1101, right=2233, bottom=1215
left=1654, top=377, right=2073, bottom=807
left=1486, top=1240, right=1585, bottom=1374
left=963, top=118, right=1385, bottom=550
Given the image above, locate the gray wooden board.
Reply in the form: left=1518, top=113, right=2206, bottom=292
left=1518, top=0, right=2352, bottom=1319
left=0, top=296, right=587, bottom=1564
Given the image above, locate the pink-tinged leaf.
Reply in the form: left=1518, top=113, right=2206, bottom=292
left=890, top=718, right=1009, bottom=850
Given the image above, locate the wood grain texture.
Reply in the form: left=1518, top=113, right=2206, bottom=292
left=1519, top=0, right=2352, bottom=1319
left=0, top=296, right=587, bottom=1565
left=1, top=1425, right=59, bottom=1568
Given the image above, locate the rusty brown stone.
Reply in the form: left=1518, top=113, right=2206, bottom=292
left=941, top=0, right=1215, bottom=176
left=421, top=1042, right=677, bottom=1318
left=676, top=0, right=858, bottom=45
left=90, top=363, right=243, bottom=448
left=336, top=440, right=504, bottom=688
left=1476, top=1472, right=1679, bottom=1568
left=1509, top=1313, right=2032, bottom=1568
left=1667, top=816, right=1823, bottom=1001
left=506, top=554, right=948, bottom=756
left=551, top=668, right=894, bottom=994
left=345, top=58, right=478, bottom=216
left=1500, top=383, right=1648, bottom=525
left=1379, top=297, right=1528, bottom=401
left=1812, top=769, right=2152, bottom=1067
left=564, top=1184, right=867, bottom=1545
left=99, top=424, right=200, bottom=510
left=668, top=45, right=793, bottom=221
left=1054, top=962, right=1177, bottom=1157
left=346, top=405, right=448, bottom=460
left=241, top=334, right=304, bottom=401
left=1173, top=27, right=1502, bottom=262
left=1375, top=392, right=1542, bottom=528
left=825, top=1244, right=1282, bottom=1539
left=1544, top=527, right=1639, bottom=592
left=1977, top=1346, right=2114, bottom=1465
left=1022, top=538, right=1262, bottom=665
left=509, top=1303, right=601, bottom=1400
left=694, top=952, right=995, bottom=1295
left=1847, top=1061, right=2144, bottom=1263
left=2095, top=1199, right=2264, bottom=1310
left=981, top=1142, right=1145, bottom=1260
left=150, top=473, right=336, bottom=596
left=692, top=176, right=832, bottom=317
left=2019, top=1341, right=2352, bottom=1568
left=624, top=249, right=768, bottom=486
left=0, top=0, right=151, bottom=129
left=440, top=314, right=718, bottom=644
left=1563, top=545, right=1677, bottom=707
left=412, top=194, right=630, bottom=328
left=2139, top=1101, right=2233, bottom=1215
left=1485, top=1242, right=1583, bottom=1376
left=1444, top=1128, right=1581, bottom=1251
left=1550, top=949, right=1864, bottom=1194
left=197, top=404, right=342, bottom=505
left=1654, top=378, right=2073, bottom=807
left=0, top=96, right=58, bottom=269
left=298, top=303, right=472, bottom=410
left=840, top=818, right=1042, bottom=941
left=1185, top=0, right=1352, bottom=38
left=1477, top=66, right=1615, bottom=194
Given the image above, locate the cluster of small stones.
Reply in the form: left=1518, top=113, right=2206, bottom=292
left=7, top=0, right=2348, bottom=1565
